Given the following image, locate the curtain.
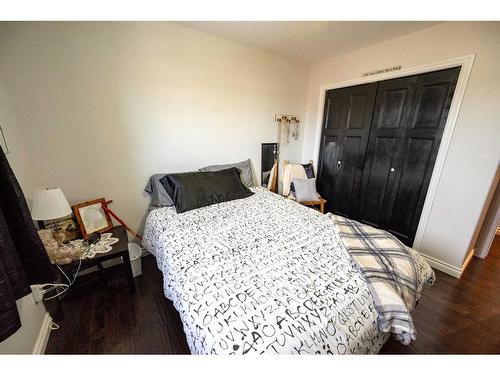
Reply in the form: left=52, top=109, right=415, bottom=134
left=0, top=146, right=62, bottom=343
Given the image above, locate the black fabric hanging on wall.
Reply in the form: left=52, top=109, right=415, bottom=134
left=0, top=146, right=61, bottom=343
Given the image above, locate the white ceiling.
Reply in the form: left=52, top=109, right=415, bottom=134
left=179, top=21, right=441, bottom=64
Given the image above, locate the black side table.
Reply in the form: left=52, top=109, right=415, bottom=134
left=59, top=225, right=136, bottom=293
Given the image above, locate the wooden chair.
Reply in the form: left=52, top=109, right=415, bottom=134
left=282, top=160, right=328, bottom=214
left=299, top=198, right=327, bottom=214
left=268, top=161, right=278, bottom=193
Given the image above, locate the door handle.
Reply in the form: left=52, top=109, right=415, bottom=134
left=337, top=160, right=342, bottom=169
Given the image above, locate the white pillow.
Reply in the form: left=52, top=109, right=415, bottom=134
left=292, top=178, right=320, bottom=202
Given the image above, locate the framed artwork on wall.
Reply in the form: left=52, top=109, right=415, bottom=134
left=72, top=198, right=113, bottom=239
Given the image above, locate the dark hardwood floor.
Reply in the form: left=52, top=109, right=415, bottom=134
left=381, top=235, right=500, bottom=354
left=45, top=236, right=500, bottom=354
left=45, top=255, right=190, bottom=354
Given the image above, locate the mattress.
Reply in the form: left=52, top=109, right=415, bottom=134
left=143, top=187, right=429, bottom=354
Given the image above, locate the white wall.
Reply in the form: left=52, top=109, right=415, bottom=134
left=0, top=73, right=35, bottom=197
left=0, top=72, right=47, bottom=354
left=0, top=297, right=47, bottom=354
left=0, top=22, right=309, bottom=234
left=302, top=22, right=500, bottom=271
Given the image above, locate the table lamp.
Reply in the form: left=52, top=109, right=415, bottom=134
left=31, top=186, right=72, bottom=229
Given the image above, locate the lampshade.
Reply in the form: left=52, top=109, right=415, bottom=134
left=31, top=186, right=72, bottom=221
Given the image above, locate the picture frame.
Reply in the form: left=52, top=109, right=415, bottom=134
left=72, top=198, right=113, bottom=239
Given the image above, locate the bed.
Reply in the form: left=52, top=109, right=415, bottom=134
left=143, top=186, right=433, bottom=354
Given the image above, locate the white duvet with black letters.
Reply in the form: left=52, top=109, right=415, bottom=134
left=144, top=188, right=412, bottom=354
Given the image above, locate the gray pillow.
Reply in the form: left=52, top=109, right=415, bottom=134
left=199, top=159, right=254, bottom=188
left=292, top=178, right=320, bottom=202
left=144, top=174, right=174, bottom=207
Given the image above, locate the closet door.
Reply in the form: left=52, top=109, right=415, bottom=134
left=357, top=75, right=417, bottom=229
left=358, top=67, right=460, bottom=245
left=384, top=67, right=461, bottom=245
left=317, top=83, right=377, bottom=218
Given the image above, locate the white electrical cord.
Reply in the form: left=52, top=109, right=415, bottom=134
left=42, top=260, right=81, bottom=301
left=40, top=242, right=91, bottom=301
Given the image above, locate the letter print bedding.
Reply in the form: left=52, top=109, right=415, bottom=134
left=143, top=187, right=431, bottom=354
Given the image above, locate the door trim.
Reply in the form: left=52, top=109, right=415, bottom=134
left=474, top=173, right=500, bottom=259
left=312, top=54, right=475, bottom=256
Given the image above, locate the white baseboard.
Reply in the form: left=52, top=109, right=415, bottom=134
left=419, top=253, right=462, bottom=278
left=33, top=313, right=52, bottom=354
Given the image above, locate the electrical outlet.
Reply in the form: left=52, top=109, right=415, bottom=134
left=31, top=285, right=43, bottom=303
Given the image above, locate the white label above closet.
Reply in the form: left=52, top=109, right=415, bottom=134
left=362, top=65, right=401, bottom=77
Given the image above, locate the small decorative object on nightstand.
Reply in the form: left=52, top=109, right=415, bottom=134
left=72, top=198, right=113, bottom=239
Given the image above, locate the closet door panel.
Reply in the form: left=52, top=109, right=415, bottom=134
left=324, top=92, right=345, bottom=130
left=410, top=81, right=453, bottom=129
left=333, top=135, right=366, bottom=217
left=357, top=76, right=416, bottom=226
left=317, top=83, right=377, bottom=217
left=377, top=87, right=412, bottom=129
left=391, top=67, right=461, bottom=244
left=358, top=136, right=398, bottom=227
left=345, top=92, right=374, bottom=129
left=317, top=135, right=340, bottom=213
left=385, top=137, right=435, bottom=242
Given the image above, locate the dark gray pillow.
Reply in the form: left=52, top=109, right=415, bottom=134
left=144, top=174, right=174, bottom=207
left=199, top=159, right=254, bottom=188
left=160, top=168, right=254, bottom=213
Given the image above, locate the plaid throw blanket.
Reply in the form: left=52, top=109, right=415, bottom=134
left=329, top=214, right=435, bottom=345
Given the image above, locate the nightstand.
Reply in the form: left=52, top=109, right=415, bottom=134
left=59, top=225, right=136, bottom=293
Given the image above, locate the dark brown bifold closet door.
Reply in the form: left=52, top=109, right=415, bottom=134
left=357, top=67, right=461, bottom=245
left=317, top=83, right=377, bottom=218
